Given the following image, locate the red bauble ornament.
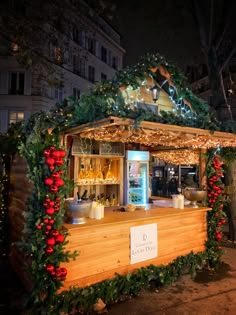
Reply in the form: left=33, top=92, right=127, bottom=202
left=59, top=149, right=66, bottom=158
left=43, top=218, right=49, bottom=224
left=55, top=234, right=64, bottom=243
left=55, top=267, right=62, bottom=277
left=49, top=185, right=58, bottom=194
left=43, top=149, right=50, bottom=157
left=45, top=264, right=54, bottom=273
left=36, top=225, right=42, bottom=230
left=54, top=178, right=65, bottom=187
left=49, top=219, right=54, bottom=225
left=47, top=237, right=56, bottom=246
left=44, top=177, right=54, bottom=186
left=46, top=246, right=54, bottom=255
left=51, top=229, right=59, bottom=237
left=52, top=171, right=60, bottom=179
left=45, top=157, right=55, bottom=166
left=46, top=207, right=55, bottom=215
left=54, top=158, right=63, bottom=166
left=46, top=225, right=52, bottom=230
left=54, top=206, right=60, bottom=211
left=60, top=267, right=67, bottom=278
left=51, top=150, right=62, bottom=159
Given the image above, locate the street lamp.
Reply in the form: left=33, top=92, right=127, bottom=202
left=151, top=84, right=161, bottom=103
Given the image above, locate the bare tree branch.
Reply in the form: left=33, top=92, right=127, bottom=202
left=219, top=46, right=236, bottom=72
left=192, top=0, right=209, bottom=51
left=208, top=0, right=214, bottom=47
left=220, top=71, right=233, bottom=120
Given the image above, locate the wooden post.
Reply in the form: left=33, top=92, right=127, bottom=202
left=198, top=149, right=207, bottom=189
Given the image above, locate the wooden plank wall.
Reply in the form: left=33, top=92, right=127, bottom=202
left=61, top=209, right=207, bottom=290
left=8, top=154, right=33, bottom=290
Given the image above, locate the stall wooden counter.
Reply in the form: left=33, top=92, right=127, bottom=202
left=61, top=205, right=211, bottom=290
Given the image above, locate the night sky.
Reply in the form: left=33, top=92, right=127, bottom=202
left=112, top=0, right=204, bottom=71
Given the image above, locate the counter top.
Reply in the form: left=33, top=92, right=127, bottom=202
left=63, top=204, right=212, bottom=231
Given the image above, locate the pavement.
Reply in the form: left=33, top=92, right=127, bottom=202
left=1, top=244, right=236, bottom=315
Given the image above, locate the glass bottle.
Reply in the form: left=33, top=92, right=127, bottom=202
left=96, top=162, right=104, bottom=181
left=78, top=164, right=85, bottom=180
left=87, top=164, right=95, bottom=180
left=111, top=194, right=117, bottom=206
left=105, top=163, right=113, bottom=180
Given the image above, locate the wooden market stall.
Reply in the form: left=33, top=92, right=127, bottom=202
left=56, top=116, right=236, bottom=290
left=7, top=54, right=236, bottom=303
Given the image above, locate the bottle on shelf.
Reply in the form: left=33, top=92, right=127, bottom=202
left=100, top=193, right=105, bottom=205
left=78, top=164, right=85, bottom=180
left=96, top=163, right=104, bottom=180
left=77, top=192, right=81, bottom=202
left=105, top=195, right=110, bottom=207
left=105, top=162, right=114, bottom=180
left=87, top=164, right=95, bottom=180
left=81, top=189, right=88, bottom=200
left=111, top=194, right=117, bottom=206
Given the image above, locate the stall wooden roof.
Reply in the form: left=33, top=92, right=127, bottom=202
left=65, top=116, right=236, bottom=149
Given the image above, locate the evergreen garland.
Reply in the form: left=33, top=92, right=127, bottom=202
left=205, top=152, right=227, bottom=267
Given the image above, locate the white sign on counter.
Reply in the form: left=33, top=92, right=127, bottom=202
left=130, top=223, right=158, bottom=264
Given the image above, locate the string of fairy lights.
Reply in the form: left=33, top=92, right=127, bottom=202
left=79, top=124, right=236, bottom=149
left=0, top=156, right=9, bottom=258
left=151, top=149, right=200, bottom=165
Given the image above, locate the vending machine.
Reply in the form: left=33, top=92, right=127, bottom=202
left=125, top=150, right=150, bottom=205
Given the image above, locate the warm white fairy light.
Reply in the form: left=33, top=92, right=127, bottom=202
left=152, top=149, right=199, bottom=165
left=79, top=125, right=236, bottom=149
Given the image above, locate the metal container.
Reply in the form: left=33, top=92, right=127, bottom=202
left=183, top=188, right=206, bottom=208
left=64, top=198, right=92, bottom=224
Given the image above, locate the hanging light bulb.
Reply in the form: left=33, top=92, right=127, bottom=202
left=150, top=84, right=161, bottom=103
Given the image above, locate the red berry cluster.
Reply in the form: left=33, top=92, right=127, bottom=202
left=207, top=155, right=226, bottom=243
left=207, top=156, right=224, bottom=208
left=37, top=146, right=68, bottom=281
left=45, top=264, right=67, bottom=281
left=43, top=147, right=66, bottom=170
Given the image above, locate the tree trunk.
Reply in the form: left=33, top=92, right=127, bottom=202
left=207, top=46, right=232, bottom=121
left=227, top=160, right=236, bottom=241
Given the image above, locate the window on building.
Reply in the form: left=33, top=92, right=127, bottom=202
left=72, top=26, right=79, bottom=43
left=101, top=73, right=107, bottom=81
left=9, top=111, right=24, bottom=125
left=79, top=58, right=86, bottom=77
left=78, top=31, right=86, bottom=48
left=112, top=56, right=118, bottom=70
left=108, top=51, right=112, bottom=66
left=73, top=55, right=79, bottom=74
left=8, top=72, right=25, bottom=95
left=136, top=102, right=158, bottom=115
left=54, top=47, right=63, bottom=64
left=101, top=46, right=107, bottom=63
left=88, top=66, right=95, bottom=83
left=73, top=88, right=80, bottom=99
left=88, top=38, right=96, bottom=54
left=55, top=87, right=63, bottom=103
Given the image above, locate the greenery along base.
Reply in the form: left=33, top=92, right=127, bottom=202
left=28, top=250, right=209, bottom=314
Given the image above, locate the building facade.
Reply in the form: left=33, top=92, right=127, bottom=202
left=0, top=0, right=125, bottom=133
